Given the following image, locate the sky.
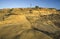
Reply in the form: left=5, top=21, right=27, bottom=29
left=0, top=0, right=60, bottom=9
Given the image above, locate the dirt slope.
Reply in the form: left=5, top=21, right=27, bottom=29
left=0, top=14, right=60, bottom=39
left=0, top=14, right=53, bottom=39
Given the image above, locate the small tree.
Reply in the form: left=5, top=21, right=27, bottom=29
left=35, top=6, right=40, bottom=9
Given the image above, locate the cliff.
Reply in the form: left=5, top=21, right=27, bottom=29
left=0, top=7, right=60, bottom=39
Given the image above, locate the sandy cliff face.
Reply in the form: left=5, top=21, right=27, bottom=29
left=0, top=14, right=53, bottom=39
left=0, top=8, right=60, bottom=39
left=0, top=15, right=31, bottom=29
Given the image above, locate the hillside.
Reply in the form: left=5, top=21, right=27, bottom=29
left=0, top=8, right=60, bottom=39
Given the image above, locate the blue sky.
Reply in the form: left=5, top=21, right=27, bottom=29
left=0, top=0, right=60, bottom=9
